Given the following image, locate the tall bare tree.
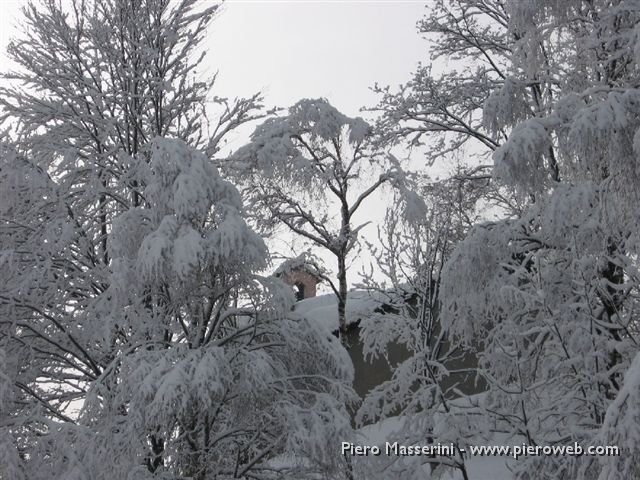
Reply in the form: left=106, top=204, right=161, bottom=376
left=231, top=98, right=402, bottom=335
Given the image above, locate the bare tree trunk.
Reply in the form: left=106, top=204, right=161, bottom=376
left=599, top=236, right=624, bottom=399
left=337, top=253, right=348, bottom=335
left=338, top=191, right=350, bottom=336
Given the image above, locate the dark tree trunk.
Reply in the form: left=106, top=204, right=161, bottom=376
left=338, top=253, right=348, bottom=335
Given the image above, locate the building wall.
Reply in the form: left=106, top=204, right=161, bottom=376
left=280, top=270, right=318, bottom=299
left=343, top=324, right=411, bottom=399
left=344, top=324, right=484, bottom=405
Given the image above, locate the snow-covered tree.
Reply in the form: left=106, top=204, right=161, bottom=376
left=435, top=1, right=640, bottom=478
left=1, top=137, right=356, bottom=479
left=363, top=1, right=640, bottom=479
left=231, top=98, right=401, bottom=334
left=355, top=174, right=482, bottom=479
left=91, top=138, right=354, bottom=479
left=370, top=0, right=551, bottom=217
left=0, top=1, right=355, bottom=478
left=370, top=1, right=507, bottom=164
left=355, top=3, right=517, bottom=476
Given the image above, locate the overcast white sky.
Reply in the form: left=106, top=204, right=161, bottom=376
left=1, top=0, right=428, bottom=114
left=0, top=0, right=431, bottom=286
left=207, top=1, right=427, bottom=114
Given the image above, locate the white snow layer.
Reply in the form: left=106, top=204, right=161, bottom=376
left=292, top=291, right=385, bottom=333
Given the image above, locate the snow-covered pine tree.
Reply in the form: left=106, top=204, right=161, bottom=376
left=0, top=1, right=355, bottom=478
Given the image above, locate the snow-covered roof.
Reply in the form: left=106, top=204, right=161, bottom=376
left=273, top=255, right=324, bottom=280
left=291, top=290, right=386, bottom=333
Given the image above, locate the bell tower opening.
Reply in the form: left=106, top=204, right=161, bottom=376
left=294, top=282, right=306, bottom=301
left=274, top=256, right=322, bottom=301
